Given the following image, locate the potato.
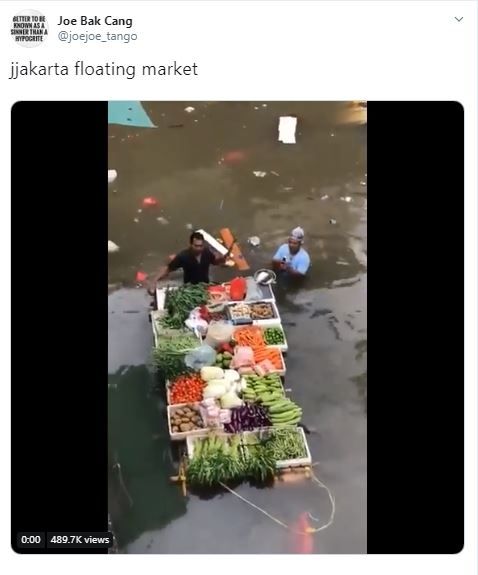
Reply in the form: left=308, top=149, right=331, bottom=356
left=172, top=425, right=179, bottom=433
left=175, top=408, right=184, bottom=416
left=181, top=417, right=190, bottom=423
left=180, top=423, right=192, bottom=432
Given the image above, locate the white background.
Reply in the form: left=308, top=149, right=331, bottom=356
left=0, top=1, right=476, bottom=573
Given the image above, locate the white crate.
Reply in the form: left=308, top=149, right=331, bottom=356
left=186, top=431, right=232, bottom=459
left=167, top=403, right=207, bottom=441
left=227, top=300, right=281, bottom=326
left=251, top=300, right=282, bottom=326
left=256, top=348, right=286, bottom=376
left=260, top=324, right=288, bottom=353
left=231, top=323, right=287, bottom=353
left=243, top=427, right=312, bottom=469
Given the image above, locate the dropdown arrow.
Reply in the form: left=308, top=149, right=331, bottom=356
left=454, top=16, right=463, bottom=22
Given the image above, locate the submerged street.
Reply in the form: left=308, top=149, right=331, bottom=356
left=108, top=102, right=367, bottom=553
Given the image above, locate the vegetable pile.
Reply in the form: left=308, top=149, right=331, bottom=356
left=169, top=404, right=204, bottom=434
left=242, top=373, right=284, bottom=403
left=214, top=350, right=233, bottom=369
left=250, top=302, right=275, bottom=320
left=161, top=284, right=209, bottom=329
left=187, top=433, right=276, bottom=487
left=233, top=326, right=265, bottom=348
left=265, top=428, right=307, bottom=460
left=264, top=398, right=302, bottom=427
left=263, top=327, right=285, bottom=346
left=228, top=303, right=251, bottom=321
left=169, top=373, right=206, bottom=404
left=224, top=404, right=270, bottom=433
left=187, top=434, right=245, bottom=486
left=232, top=327, right=284, bottom=372
left=152, top=332, right=199, bottom=379
left=241, top=434, right=277, bottom=482
left=252, top=348, right=284, bottom=371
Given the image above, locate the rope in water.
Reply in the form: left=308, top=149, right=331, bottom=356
left=219, top=465, right=336, bottom=535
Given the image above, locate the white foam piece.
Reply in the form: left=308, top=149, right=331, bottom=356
left=195, top=229, right=228, bottom=256
left=278, top=116, right=297, bottom=144
left=108, top=240, right=120, bottom=253
left=108, top=169, right=117, bottom=183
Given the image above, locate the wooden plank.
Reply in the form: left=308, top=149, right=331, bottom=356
left=220, top=228, right=250, bottom=271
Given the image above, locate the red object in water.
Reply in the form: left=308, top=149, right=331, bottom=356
left=223, top=150, right=246, bottom=165
left=142, top=196, right=158, bottom=207
left=291, top=513, right=314, bottom=554
left=136, top=271, right=148, bottom=283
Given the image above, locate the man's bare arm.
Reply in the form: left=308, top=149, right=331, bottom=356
left=147, top=266, right=170, bottom=294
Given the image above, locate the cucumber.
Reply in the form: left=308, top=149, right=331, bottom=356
left=272, top=421, right=300, bottom=428
left=268, top=400, right=295, bottom=414
left=270, top=410, right=302, bottom=422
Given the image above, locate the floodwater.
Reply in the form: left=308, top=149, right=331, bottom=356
left=108, top=102, right=367, bottom=553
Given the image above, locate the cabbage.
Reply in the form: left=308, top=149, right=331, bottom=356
left=200, top=366, right=225, bottom=381
left=223, top=369, right=241, bottom=383
left=203, top=383, right=227, bottom=399
left=220, top=390, right=243, bottom=409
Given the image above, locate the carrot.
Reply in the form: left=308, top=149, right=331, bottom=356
left=234, top=326, right=266, bottom=348
left=253, top=348, right=283, bottom=369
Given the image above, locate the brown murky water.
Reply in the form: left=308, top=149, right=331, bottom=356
left=108, top=102, right=367, bottom=553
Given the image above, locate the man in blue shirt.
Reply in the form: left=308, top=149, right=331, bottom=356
left=272, top=227, right=310, bottom=276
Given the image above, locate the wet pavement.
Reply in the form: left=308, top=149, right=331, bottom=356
left=108, top=102, right=367, bottom=553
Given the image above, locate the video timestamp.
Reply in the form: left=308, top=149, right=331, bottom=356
left=15, top=532, right=113, bottom=551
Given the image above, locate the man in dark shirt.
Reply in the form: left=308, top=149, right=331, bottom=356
left=147, top=232, right=229, bottom=293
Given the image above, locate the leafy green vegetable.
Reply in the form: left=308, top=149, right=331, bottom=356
left=160, top=284, right=209, bottom=329
left=264, top=428, right=307, bottom=460
left=152, top=331, right=199, bottom=379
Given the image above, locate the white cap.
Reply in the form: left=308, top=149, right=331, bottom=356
left=290, top=227, right=305, bottom=242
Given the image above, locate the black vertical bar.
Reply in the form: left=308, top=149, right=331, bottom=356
left=11, top=102, right=108, bottom=553
left=367, top=102, right=464, bottom=553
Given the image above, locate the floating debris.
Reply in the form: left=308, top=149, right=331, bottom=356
left=360, top=180, right=367, bottom=186
left=219, top=199, right=224, bottom=210
left=254, top=106, right=259, bottom=110
left=278, top=116, right=297, bottom=144
left=253, top=171, right=267, bottom=178
left=336, top=261, right=350, bottom=266
left=133, top=218, right=140, bottom=223
left=340, top=196, right=353, bottom=203
left=223, top=150, right=246, bottom=165
left=262, top=104, right=268, bottom=108
left=270, top=171, right=280, bottom=177
left=185, top=223, right=194, bottom=230
left=156, top=217, right=169, bottom=225
left=142, top=196, right=158, bottom=208
left=330, top=132, right=335, bottom=137
left=108, top=169, right=117, bottom=184
left=248, top=236, right=261, bottom=247
left=283, top=186, right=294, bottom=191
left=184, top=106, right=195, bottom=113
left=329, top=219, right=337, bottom=225
left=108, top=240, right=120, bottom=253
left=137, top=209, right=143, bottom=213
left=136, top=271, right=148, bottom=284
left=321, top=195, right=329, bottom=200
